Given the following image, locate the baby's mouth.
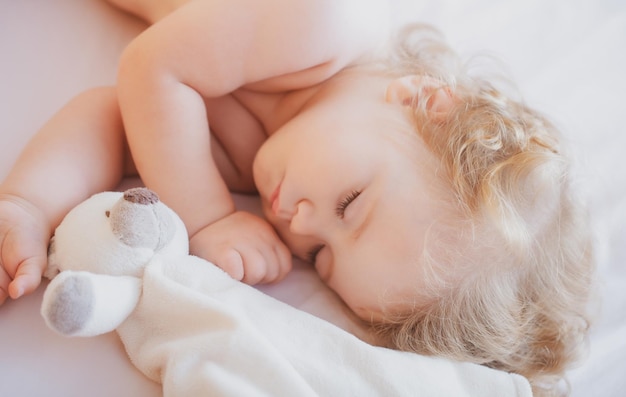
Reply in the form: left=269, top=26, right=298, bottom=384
left=269, top=182, right=282, bottom=216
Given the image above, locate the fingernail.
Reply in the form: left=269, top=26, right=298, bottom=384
left=8, top=284, right=23, bottom=299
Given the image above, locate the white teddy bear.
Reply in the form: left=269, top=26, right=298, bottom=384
left=41, top=187, right=188, bottom=336
left=39, top=187, right=532, bottom=397
left=40, top=186, right=335, bottom=395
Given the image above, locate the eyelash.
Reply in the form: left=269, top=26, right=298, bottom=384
left=335, top=190, right=361, bottom=219
left=306, top=190, right=362, bottom=264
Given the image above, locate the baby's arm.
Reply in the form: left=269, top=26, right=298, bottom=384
left=118, top=0, right=384, bottom=282
left=0, top=88, right=126, bottom=304
left=117, top=0, right=348, bottom=231
left=116, top=0, right=375, bottom=283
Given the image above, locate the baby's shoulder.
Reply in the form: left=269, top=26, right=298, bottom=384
left=241, top=0, right=390, bottom=93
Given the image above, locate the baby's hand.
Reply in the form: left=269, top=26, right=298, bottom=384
left=0, top=194, right=51, bottom=305
left=189, top=211, right=292, bottom=285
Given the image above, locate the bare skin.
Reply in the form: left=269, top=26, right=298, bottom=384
left=0, top=0, right=391, bottom=306
left=0, top=0, right=455, bottom=321
left=1, top=87, right=126, bottom=303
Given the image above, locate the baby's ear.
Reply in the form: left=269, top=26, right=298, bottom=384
left=385, top=75, right=456, bottom=117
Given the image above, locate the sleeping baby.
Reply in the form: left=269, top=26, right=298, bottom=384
left=0, top=1, right=594, bottom=395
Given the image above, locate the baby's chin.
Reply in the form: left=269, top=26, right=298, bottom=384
left=348, top=293, right=430, bottom=325
left=351, top=305, right=383, bottom=323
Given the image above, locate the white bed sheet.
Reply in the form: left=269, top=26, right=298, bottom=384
left=1, top=0, right=624, bottom=396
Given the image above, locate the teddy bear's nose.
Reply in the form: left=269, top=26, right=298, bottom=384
left=110, top=187, right=174, bottom=252
left=123, top=188, right=159, bottom=205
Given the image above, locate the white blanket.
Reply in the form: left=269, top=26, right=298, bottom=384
left=117, top=256, right=530, bottom=396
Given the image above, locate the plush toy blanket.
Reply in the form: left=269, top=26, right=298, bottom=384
left=115, top=256, right=530, bottom=396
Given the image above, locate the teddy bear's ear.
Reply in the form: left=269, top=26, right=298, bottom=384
left=43, top=236, right=61, bottom=280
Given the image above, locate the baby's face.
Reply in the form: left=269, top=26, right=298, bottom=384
left=253, top=75, right=450, bottom=321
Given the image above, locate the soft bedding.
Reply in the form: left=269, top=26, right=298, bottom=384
left=1, top=0, right=624, bottom=396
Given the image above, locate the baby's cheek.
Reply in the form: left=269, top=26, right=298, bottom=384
left=332, top=281, right=385, bottom=323
left=312, top=249, right=333, bottom=282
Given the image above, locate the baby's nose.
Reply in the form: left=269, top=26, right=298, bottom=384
left=289, top=200, right=317, bottom=236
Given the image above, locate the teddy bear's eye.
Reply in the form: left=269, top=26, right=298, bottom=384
left=105, top=210, right=110, bottom=218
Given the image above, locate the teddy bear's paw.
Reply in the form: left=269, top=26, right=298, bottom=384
left=44, top=273, right=94, bottom=335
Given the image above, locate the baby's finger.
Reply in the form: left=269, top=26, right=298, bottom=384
left=272, top=242, right=293, bottom=283
left=257, top=239, right=290, bottom=284
left=241, top=249, right=271, bottom=285
left=258, top=250, right=284, bottom=285
left=260, top=260, right=281, bottom=285
left=0, top=266, right=11, bottom=305
left=216, top=248, right=245, bottom=281
left=8, top=256, right=46, bottom=299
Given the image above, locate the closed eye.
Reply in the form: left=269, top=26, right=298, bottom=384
left=336, top=190, right=361, bottom=219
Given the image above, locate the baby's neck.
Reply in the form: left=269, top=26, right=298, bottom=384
left=295, top=68, right=391, bottom=117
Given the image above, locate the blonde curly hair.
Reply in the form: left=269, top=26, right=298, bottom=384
left=372, top=24, right=595, bottom=397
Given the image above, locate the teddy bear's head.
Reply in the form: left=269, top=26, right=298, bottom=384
left=46, top=188, right=188, bottom=279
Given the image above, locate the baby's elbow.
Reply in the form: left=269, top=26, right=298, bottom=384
left=118, top=36, right=142, bottom=82
left=117, top=34, right=172, bottom=103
